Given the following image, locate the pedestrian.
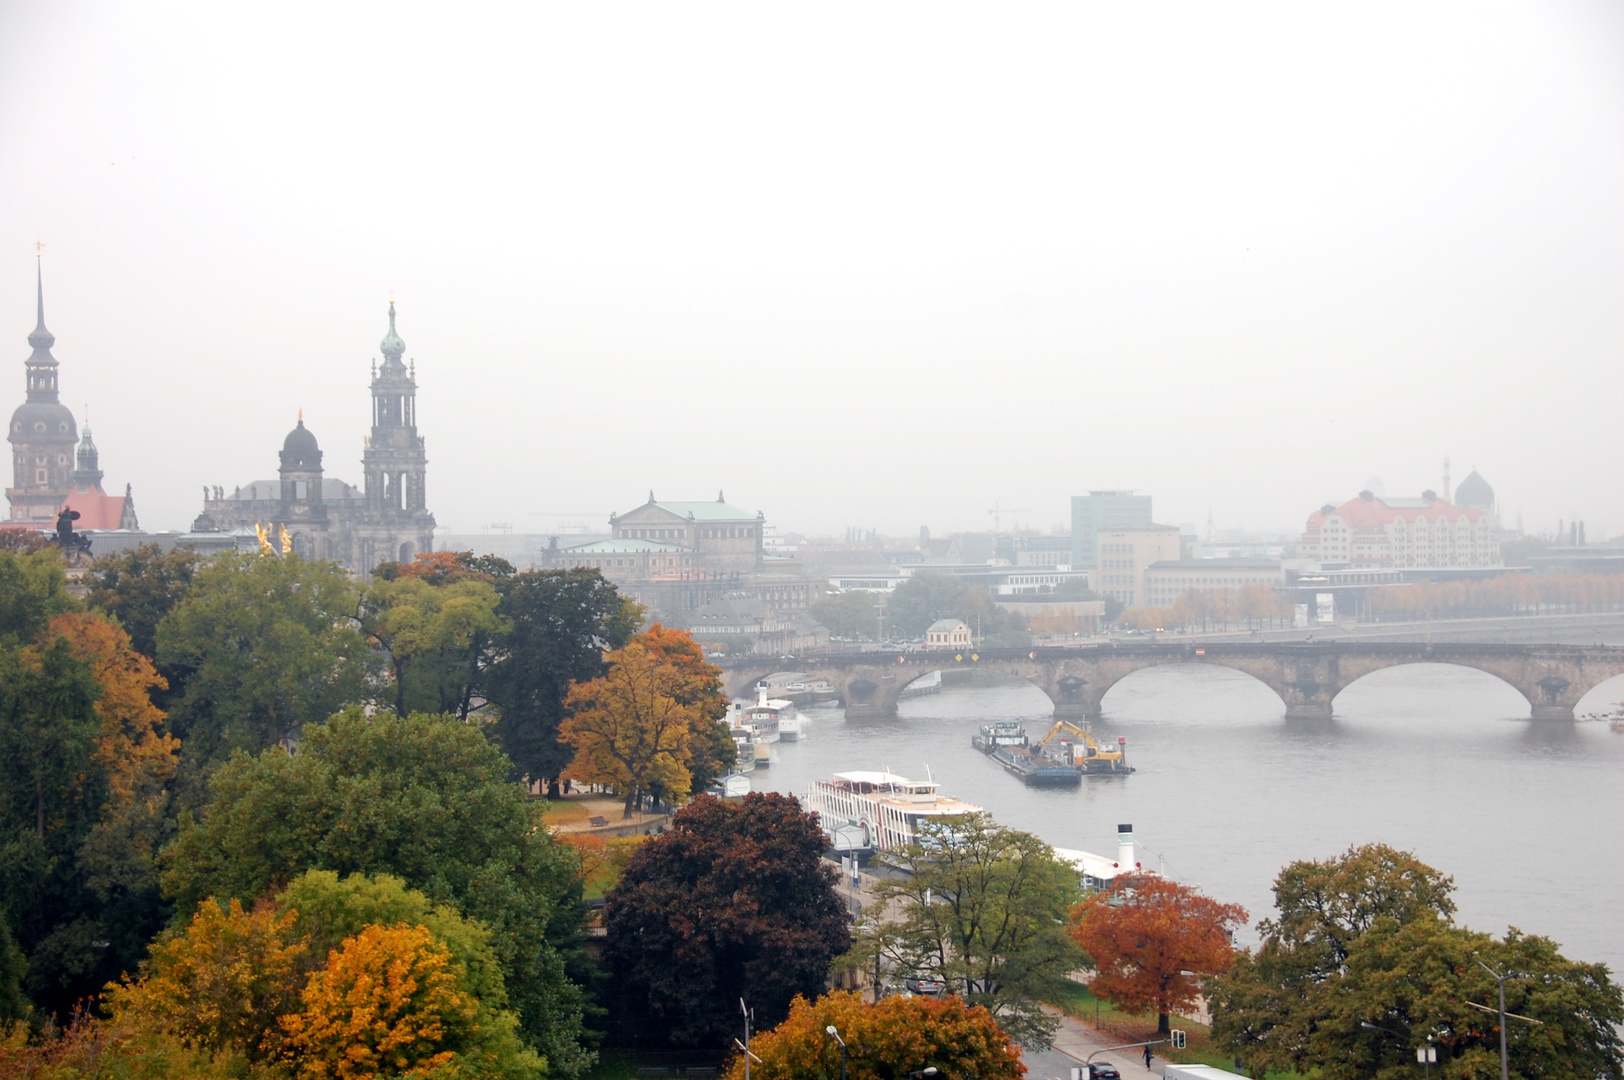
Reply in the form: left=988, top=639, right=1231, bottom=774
left=1143, top=1043, right=1153, bottom=1070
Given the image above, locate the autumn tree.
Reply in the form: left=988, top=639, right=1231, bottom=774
left=105, top=897, right=308, bottom=1061
left=483, top=567, right=642, bottom=793
left=1208, top=844, right=1624, bottom=1079
left=1070, top=875, right=1248, bottom=1034
left=725, top=990, right=1025, bottom=1080
left=156, top=552, right=374, bottom=765
left=633, top=623, right=736, bottom=797
left=85, top=542, right=200, bottom=696
left=603, top=794, right=849, bottom=1047
left=160, top=708, right=591, bottom=1076
left=853, top=813, right=1083, bottom=1048
left=562, top=641, right=701, bottom=817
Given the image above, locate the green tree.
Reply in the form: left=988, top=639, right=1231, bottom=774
left=483, top=568, right=642, bottom=793
left=851, top=813, right=1083, bottom=1048
left=85, top=543, right=200, bottom=667
left=810, top=590, right=880, bottom=641
left=0, top=547, right=78, bottom=644
left=159, top=708, right=592, bottom=1076
left=0, top=914, right=26, bottom=1022
left=156, top=552, right=374, bottom=766
left=885, top=572, right=1029, bottom=647
left=1209, top=844, right=1624, bottom=1079
left=603, top=794, right=849, bottom=1047
left=365, top=571, right=508, bottom=719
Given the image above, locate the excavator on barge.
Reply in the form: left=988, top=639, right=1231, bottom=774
left=988, top=719, right=1134, bottom=786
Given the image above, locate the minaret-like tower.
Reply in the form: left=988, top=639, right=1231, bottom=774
left=71, top=424, right=103, bottom=492
left=357, top=302, right=434, bottom=571
left=7, top=262, right=79, bottom=522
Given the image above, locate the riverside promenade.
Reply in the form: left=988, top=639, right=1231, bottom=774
left=1023, top=1008, right=1170, bottom=1079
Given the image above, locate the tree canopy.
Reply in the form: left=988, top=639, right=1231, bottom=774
left=850, top=813, right=1083, bottom=1048
left=1070, top=875, right=1247, bottom=1034
left=1208, top=844, right=1624, bottom=1079
left=483, top=567, right=642, bottom=791
left=883, top=572, right=1029, bottom=647
left=603, top=793, right=849, bottom=1047
left=156, top=552, right=374, bottom=766
left=725, top=990, right=1025, bottom=1080
left=160, top=708, right=590, bottom=1076
left=364, top=565, right=508, bottom=719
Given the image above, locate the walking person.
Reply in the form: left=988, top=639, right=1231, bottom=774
left=1143, top=1043, right=1153, bottom=1070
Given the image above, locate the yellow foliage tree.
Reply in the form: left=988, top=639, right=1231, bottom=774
left=105, top=898, right=308, bottom=1061
left=561, top=642, right=699, bottom=818
left=281, top=922, right=477, bottom=1080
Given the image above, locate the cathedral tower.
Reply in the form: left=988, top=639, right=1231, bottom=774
left=7, top=263, right=79, bottom=521
left=278, top=413, right=328, bottom=557
left=356, top=302, right=434, bottom=569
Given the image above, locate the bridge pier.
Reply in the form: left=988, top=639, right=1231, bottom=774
left=1531, top=704, right=1576, bottom=721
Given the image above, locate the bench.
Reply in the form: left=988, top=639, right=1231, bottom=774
left=589, top=816, right=609, bottom=828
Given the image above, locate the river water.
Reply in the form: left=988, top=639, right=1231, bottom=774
left=749, top=663, right=1624, bottom=975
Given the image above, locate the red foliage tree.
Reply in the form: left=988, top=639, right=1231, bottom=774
left=1070, top=876, right=1248, bottom=1034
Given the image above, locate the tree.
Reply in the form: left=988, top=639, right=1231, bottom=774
left=724, top=990, right=1025, bottom=1080
left=602, top=794, right=849, bottom=1047
left=1069, top=875, right=1247, bottom=1034
left=282, top=922, right=478, bottom=1080
left=85, top=543, right=200, bottom=670
left=156, top=552, right=374, bottom=766
left=105, top=897, right=308, bottom=1061
left=159, top=708, right=591, bottom=1076
left=483, top=568, right=642, bottom=793
left=0, top=548, right=77, bottom=644
left=849, top=813, right=1082, bottom=1048
left=633, top=624, right=736, bottom=797
left=810, top=591, right=880, bottom=641
left=0, top=915, right=25, bottom=1023
left=885, top=572, right=1029, bottom=646
left=1208, top=844, right=1624, bottom=1079
left=561, top=642, right=701, bottom=817
left=364, top=571, right=508, bottom=719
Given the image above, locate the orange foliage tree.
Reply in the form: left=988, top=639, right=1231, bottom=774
left=724, top=990, right=1025, bottom=1080
left=281, top=922, right=477, bottom=1080
left=1070, top=876, right=1248, bottom=1034
left=105, top=898, right=308, bottom=1061
left=561, top=642, right=700, bottom=818
left=633, top=623, right=736, bottom=794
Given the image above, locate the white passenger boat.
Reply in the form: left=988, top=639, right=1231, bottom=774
left=744, top=685, right=795, bottom=743
left=804, top=771, right=982, bottom=854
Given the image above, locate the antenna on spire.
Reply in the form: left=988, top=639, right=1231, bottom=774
left=34, top=240, right=45, bottom=258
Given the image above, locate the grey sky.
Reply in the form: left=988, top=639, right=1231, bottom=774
left=3, top=3, right=1621, bottom=540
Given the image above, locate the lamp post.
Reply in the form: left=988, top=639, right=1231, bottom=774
left=1359, top=1021, right=1406, bottom=1073
left=826, top=1025, right=847, bottom=1080
left=1416, top=1036, right=1436, bottom=1079
left=1475, top=958, right=1515, bottom=1080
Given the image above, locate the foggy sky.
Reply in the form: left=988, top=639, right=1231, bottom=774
left=2, top=3, right=1621, bottom=541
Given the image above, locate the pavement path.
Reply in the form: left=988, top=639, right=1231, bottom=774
left=1022, top=1008, right=1167, bottom=1079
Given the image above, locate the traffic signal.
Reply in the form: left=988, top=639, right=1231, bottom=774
left=1171, top=1030, right=1186, bottom=1050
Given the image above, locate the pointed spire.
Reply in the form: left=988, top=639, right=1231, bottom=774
left=28, top=259, right=56, bottom=357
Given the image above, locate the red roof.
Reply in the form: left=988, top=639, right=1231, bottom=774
left=60, top=487, right=133, bottom=531
left=1306, top=493, right=1482, bottom=530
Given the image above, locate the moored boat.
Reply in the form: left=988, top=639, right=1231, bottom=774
left=804, top=771, right=982, bottom=855
left=972, top=719, right=1029, bottom=753
left=989, top=719, right=1135, bottom=786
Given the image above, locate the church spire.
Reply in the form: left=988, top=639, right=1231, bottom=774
left=28, top=260, right=56, bottom=361
left=379, top=300, right=406, bottom=364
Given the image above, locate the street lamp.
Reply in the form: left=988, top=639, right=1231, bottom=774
left=1416, top=1036, right=1437, bottom=1079
left=826, top=1025, right=847, bottom=1080
left=1475, top=958, right=1517, bottom=1080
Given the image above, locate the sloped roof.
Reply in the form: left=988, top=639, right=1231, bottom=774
left=1306, top=492, right=1484, bottom=530
left=654, top=500, right=758, bottom=522
left=927, top=618, right=969, bottom=633
left=563, top=538, right=691, bottom=554
left=60, top=487, right=134, bottom=531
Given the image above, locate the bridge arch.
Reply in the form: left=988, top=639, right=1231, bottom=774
left=1090, top=660, right=1295, bottom=719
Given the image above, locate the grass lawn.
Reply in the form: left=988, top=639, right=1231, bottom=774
left=539, top=799, right=591, bottom=825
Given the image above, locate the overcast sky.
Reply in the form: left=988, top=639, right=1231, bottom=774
left=2, top=3, right=1621, bottom=540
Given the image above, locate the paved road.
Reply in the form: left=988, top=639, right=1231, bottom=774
left=1023, top=1008, right=1169, bottom=1079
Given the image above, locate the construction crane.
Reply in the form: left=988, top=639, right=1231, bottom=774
left=986, top=502, right=1031, bottom=533
left=1031, top=719, right=1133, bottom=772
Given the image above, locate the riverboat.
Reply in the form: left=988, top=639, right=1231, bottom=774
left=972, top=719, right=1029, bottom=753
left=744, top=685, right=796, bottom=743
left=804, top=771, right=982, bottom=856
left=990, top=719, right=1135, bottom=786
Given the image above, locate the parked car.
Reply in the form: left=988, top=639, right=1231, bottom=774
left=903, top=977, right=946, bottom=995
left=1087, top=1065, right=1120, bottom=1080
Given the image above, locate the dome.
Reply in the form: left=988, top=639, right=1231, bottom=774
left=1454, top=469, right=1494, bottom=511
left=9, top=400, right=77, bottom=444
left=379, top=301, right=405, bottom=359
left=279, top=417, right=322, bottom=471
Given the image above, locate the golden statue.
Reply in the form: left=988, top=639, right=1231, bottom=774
left=279, top=524, right=293, bottom=555
left=254, top=522, right=274, bottom=556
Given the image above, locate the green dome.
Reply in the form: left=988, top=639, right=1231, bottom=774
left=379, top=301, right=405, bottom=359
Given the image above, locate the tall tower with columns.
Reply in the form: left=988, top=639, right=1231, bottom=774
left=355, top=302, right=434, bottom=568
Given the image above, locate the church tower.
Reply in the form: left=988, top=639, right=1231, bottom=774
left=278, top=413, right=328, bottom=557
left=7, top=262, right=79, bottom=521
left=356, top=302, right=434, bottom=571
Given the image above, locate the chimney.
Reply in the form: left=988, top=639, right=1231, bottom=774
left=1117, top=823, right=1135, bottom=873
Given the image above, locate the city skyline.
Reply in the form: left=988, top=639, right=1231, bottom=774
left=3, top=4, right=1621, bottom=538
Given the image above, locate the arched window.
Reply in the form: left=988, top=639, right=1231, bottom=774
left=399, top=541, right=414, bottom=562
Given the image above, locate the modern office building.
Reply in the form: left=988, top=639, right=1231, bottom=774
left=1070, top=490, right=1152, bottom=571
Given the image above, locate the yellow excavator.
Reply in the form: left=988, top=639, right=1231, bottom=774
left=1031, top=719, right=1134, bottom=773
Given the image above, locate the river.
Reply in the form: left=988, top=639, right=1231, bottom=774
left=749, top=662, right=1624, bottom=975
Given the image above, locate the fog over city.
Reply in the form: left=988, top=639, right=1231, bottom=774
left=2, top=3, right=1621, bottom=538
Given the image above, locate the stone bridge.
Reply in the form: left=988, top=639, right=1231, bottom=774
left=717, top=643, right=1624, bottom=722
